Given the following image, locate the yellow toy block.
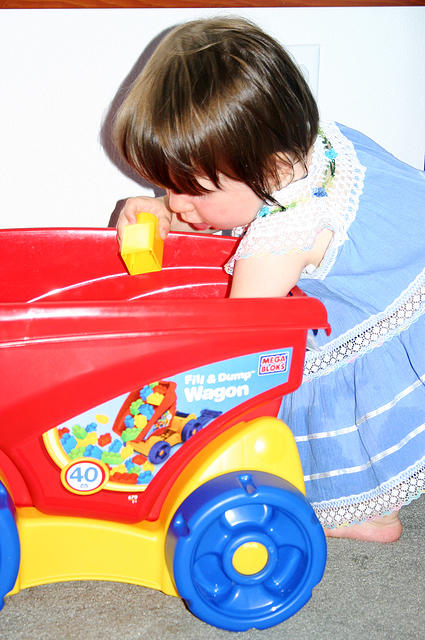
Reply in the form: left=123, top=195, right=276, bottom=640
left=142, top=461, right=155, bottom=473
left=134, top=414, right=148, bottom=429
left=110, top=464, right=127, bottom=475
left=120, top=444, right=135, bottom=460
left=120, top=212, right=164, bottom=275
left=73, top=433, right=98, bottom=449
left=146, top=392, right=164, bottom=406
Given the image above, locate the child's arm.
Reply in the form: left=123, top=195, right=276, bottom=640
left=230, top=228, right=333, bottom=298
left=230, top=252, right=308, bottom=298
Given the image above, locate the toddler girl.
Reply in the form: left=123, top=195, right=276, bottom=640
left=113, top=16, right=425, bottom=542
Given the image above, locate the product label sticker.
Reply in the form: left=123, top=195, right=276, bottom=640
left=43, top=348, right=292, bottom=495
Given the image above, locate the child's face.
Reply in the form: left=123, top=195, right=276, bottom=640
left=166, top=174, right=263, bottom=231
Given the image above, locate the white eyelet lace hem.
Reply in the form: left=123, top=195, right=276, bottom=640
left=304, top=266, right=425, bottom=381
left=313, top=457, right=425, bottom=529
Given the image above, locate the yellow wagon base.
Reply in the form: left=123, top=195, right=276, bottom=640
left=7, top=417, right=306, bottom=602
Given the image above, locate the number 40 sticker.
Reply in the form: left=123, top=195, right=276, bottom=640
left=61, top=459, right=109, bottom=495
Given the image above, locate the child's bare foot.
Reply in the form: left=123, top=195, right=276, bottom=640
left=324, top=512, right=402, bottom=543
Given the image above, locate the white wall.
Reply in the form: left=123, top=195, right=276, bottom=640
left=1, top=6, right=424, bottom=229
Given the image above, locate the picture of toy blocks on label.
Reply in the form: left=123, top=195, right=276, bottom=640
left=43, top=380, right=222, bottom=495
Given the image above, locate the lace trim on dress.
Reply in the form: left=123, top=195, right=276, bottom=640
left=312, top=457, right=425, bottom=528
left=224, top=121, right=366, bottom=278
left=304, top=266, right=425, bottom=381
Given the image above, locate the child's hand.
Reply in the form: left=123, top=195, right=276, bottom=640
left=116, top=195, right=172, bottom=247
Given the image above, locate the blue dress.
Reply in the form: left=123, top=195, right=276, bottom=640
left=227, top=121, right=425, bottom=528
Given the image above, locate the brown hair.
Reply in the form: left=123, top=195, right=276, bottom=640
left=113, top=16, right=319, bottom=204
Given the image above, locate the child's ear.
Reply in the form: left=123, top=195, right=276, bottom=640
left=274, top=150, right=310, bottom=189
left=272, top=152, right=295, bottom=190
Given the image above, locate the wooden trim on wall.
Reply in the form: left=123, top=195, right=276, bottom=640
left=2, top=1, right=424, bottom=9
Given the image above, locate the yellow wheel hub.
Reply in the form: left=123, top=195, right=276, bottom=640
left=232, top=541, right=269, bottom=575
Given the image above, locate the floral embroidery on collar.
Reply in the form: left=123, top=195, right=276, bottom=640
left=258, top=128, right=339, bottom=218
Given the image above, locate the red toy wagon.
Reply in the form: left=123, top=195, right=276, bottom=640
left=0, top=228, right=329, bottom=631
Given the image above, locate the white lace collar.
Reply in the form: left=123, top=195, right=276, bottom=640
left=227, top=122, right=366, bottom=280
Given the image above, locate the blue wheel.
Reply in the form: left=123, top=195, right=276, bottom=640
left=181, top=410, right=222, bottom=443
left=181, top=421, right=199, bottom=442
left=0, top=481, right=20, bottom=610
left=148, top=441, right=171, bottom=464
left=166, top=471, right=326, bottom=631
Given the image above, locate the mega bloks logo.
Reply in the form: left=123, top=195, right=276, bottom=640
left=258, top=351, right=290, bottom=375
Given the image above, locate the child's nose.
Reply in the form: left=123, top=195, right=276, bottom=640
left=167, top=190, right=193, bottom=213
